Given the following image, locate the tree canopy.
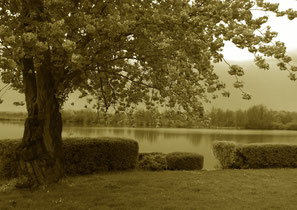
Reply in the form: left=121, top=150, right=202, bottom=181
left=1, top=0, right=297, bottom=115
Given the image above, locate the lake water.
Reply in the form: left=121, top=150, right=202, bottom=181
left=2, top=121, right=297, bottom=170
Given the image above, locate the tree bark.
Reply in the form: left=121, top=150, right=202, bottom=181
left=16, top=52, right=64, bottom=188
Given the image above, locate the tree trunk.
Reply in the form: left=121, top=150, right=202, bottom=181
left=14, top=0, right=64, bottom=188
left=16, top=52, right=64, bottom=188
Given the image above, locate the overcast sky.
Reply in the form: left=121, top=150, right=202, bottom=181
left=224, top=0, right=297, bottom=61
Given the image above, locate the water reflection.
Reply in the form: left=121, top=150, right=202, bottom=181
left=2, top=122, right=297, bottom=170
left=133, top=129, right=160, bottom=143
left=0, top=121, right=24, bottom=139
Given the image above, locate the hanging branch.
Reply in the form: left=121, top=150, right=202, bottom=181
left=0, top=85, right=12, bottom=99
left=0, top=84, right=10, bottom=93
left=222, top=57, right=250, bottom=99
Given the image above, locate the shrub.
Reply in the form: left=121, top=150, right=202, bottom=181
left=0, top=139, right=19, bottom=179
left=0, top=137, right=139, bottom=179
left=235, top=143, right=297, bottom=169
left=212, top=141, right=297, bottom=169
left=63, top=137, right=139, bottom=175
left=137, top=152, right=167, bottom=171
left=212, top=141, right=239, bottom=169
left=166, top=152, right=204, bottom=170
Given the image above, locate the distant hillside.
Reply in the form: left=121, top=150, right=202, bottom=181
left=210, top=51, right=297, bottom=112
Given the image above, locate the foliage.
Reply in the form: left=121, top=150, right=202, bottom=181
left=1, top=0, right=297, bottom=116
left=137, top=152, right=167, bottom=171
left=61, top=108, right=206, bottom=128
left=209, top=105, right=297, bottom=130
left=61, top=109, right=98, bottom=125
left=63, top=137, right=139, bottom=175
left=0, top=139, right=19, bottom=179
left=212, top=141, right=238, bottom=169
left=213, top=141, right=297, bottom=169
left=245, top=105, right=274, bottom=129
left=61, top=105, right=297, bottom=130
left=236, top=143, right=297, bottom=169
left=0, top=112, right=26, bottom=120
left=166, top=152, right=204, bottom=170
left=284, top=122, right=297, bottom=130
left=0, top=137, right=139, bottom=179
left=3, top=104, right=297, bottom=130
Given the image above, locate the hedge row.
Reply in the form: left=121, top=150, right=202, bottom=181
left=0, top=137, right=139, bottom=179
left=0, top=138, right=205, bottom=179
left=212, top=141, right=297, bottom=169
left=137, top=152, right=204, bottom=171
left=166, top=152, right=204, bottom=170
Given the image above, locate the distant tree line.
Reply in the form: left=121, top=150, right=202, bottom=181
left=2, top=105, right=297, bottom=130
left=0, top=111, right=27, bottom=121
left=61, top=109, right=206, bottom=128
left=209, top=105, right=297, bottom=130
left=61, top=104, right=297, bottom=130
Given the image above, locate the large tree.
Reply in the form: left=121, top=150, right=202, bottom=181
left=0, top=0, right=297, bottom=187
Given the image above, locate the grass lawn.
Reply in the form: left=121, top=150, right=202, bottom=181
left=1, top=169, right=297, bottom=209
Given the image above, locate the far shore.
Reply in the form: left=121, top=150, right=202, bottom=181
left=0, top=117, right=297, bottom=131
left=0, top=118, right=25, bottom=122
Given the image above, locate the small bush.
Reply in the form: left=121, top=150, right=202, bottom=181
left=212, top=141, right=239, bottom=169
left=166, top=152, right=204, bottom=170
left=0, top=137, right=139, bottom=179
left=137, top=152, right=167, bottom=171
left=213, top=141, right=297, bottom=169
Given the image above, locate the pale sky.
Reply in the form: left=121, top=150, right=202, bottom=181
left=223, top=0, right=297, bottom=61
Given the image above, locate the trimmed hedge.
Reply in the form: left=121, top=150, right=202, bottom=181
left=212, top=141, right=238, bottom=169
left=64, top=137, right=139, bottom=175
left=166, top=152, right=204, bottom=170
left=137, top=152, right=167, bottom=171
left=213, top=141, right=297, bottom=169
left=0, top=137, right=139, bottom=179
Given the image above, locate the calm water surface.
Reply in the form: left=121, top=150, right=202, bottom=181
left=2, top=121, right=297, bottom=170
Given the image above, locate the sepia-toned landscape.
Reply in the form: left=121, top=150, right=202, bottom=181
left=1, top=0, right=297, bottom=209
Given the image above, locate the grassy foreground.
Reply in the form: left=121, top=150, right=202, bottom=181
left=1, top=169, right=297, bottom=209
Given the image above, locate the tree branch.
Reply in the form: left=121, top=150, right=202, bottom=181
left=105, top=56, right=136, bottom=64
left=0, top=85, right=11, bottom=99
left=99, top=77, right=109, bottom=112
left=0, top=84, right=10, bottom=93
left=105, top=75, right=117, bottom=102
left=103, top=70, right=156, bottom=89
